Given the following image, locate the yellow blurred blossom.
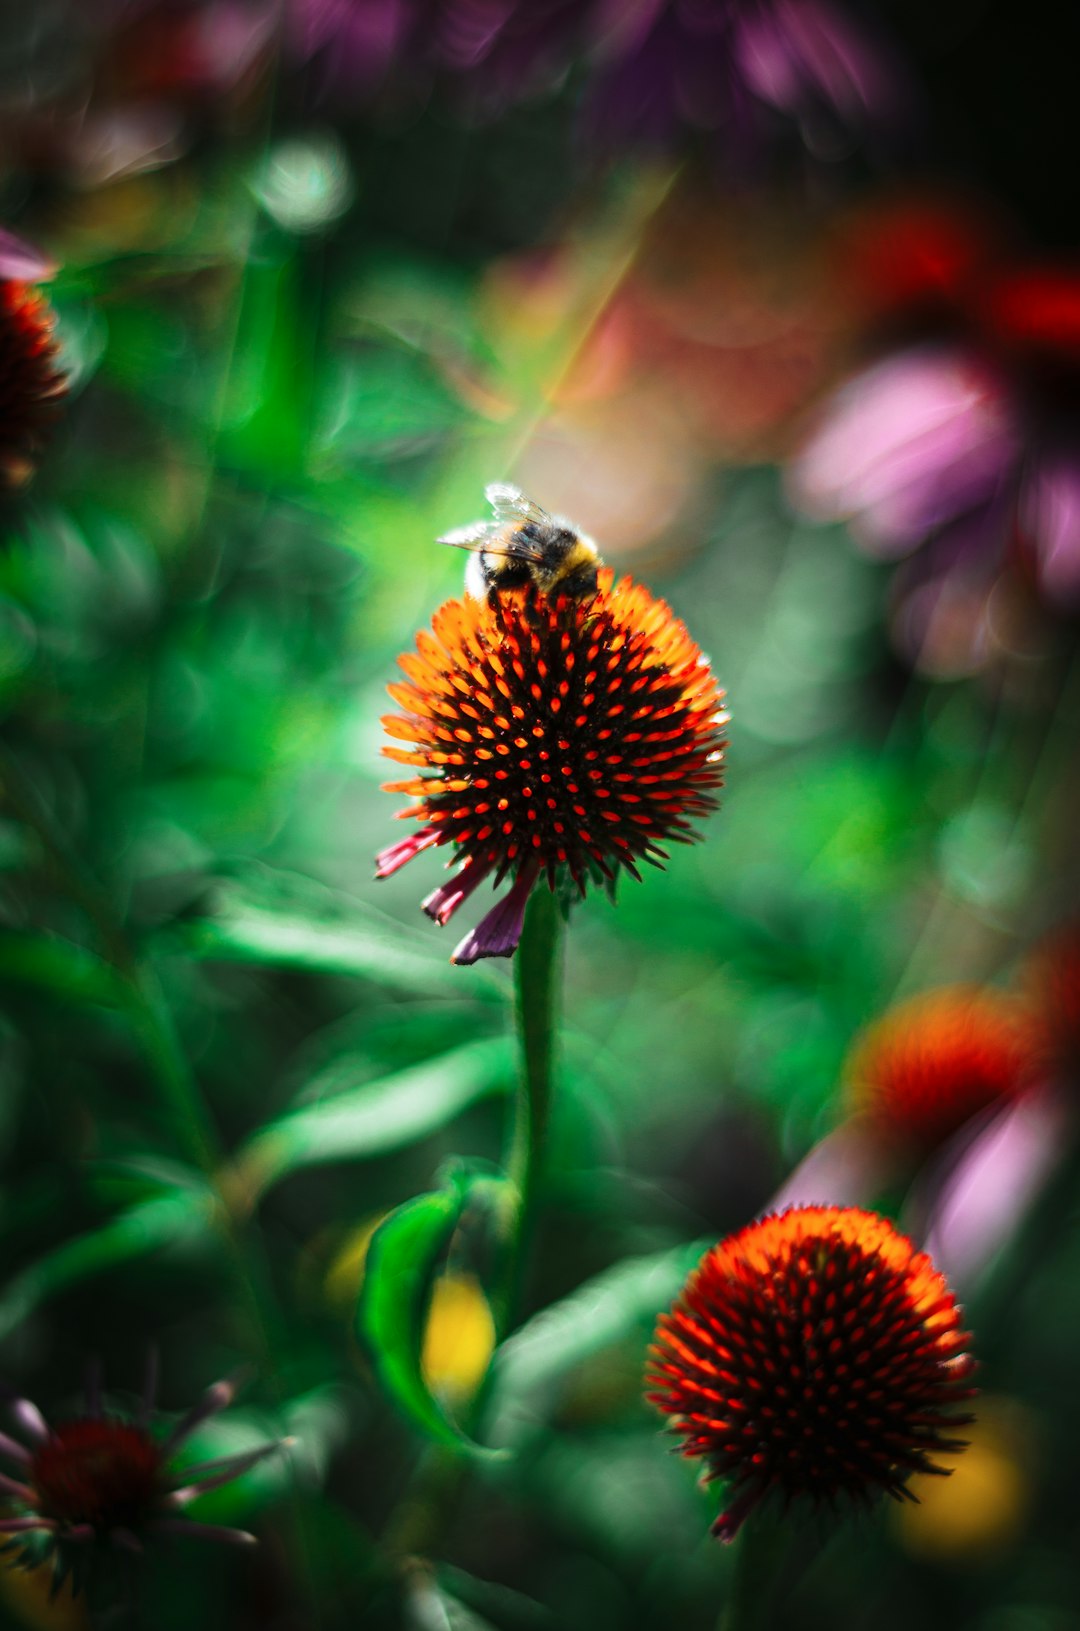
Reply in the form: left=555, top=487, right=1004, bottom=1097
left=420, top=1273, right=496, bottom=1405
left=0, top=1557, right=85, bottom=1631
left=896, top=1398, right=1033, bottom=1561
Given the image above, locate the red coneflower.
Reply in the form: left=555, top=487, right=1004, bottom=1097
left=845, top=986, right=1039, bottom=1156
left=376, top=567, right=727, bottom=964
left=0, top=1365, right=284, bottom=1595
left=0, top=270, right=67, bottom=490
left=647, top=1206, right=975, bottom=1542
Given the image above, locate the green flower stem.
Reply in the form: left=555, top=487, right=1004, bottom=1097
left=504, top=886, right=563, bottom=1309
left=718, top=1514, right=788, bottom=1631
left=383, top=890, right=564, bottom=1570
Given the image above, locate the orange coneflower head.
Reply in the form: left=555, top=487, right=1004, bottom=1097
left=647, top=1206, right=976, bottom=1542
left=0, top=278, right=67, bottom=489
left=376, top=568, right=727, bottom=964
left=844, top=985, right=1040, bottom=1156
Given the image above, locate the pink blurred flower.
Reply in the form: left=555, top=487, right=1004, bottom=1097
left=790, top=345, right=1021, bottom=558
left=787, top=195, right=1080, bottom=654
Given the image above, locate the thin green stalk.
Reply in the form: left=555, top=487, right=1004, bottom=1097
left=384, top=889, right=564, bottom=1566
left=507, top=887, right=563, bottom=1276
left=717, top=1514, right=788, bottom=1631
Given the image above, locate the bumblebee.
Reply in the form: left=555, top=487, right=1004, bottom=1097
left=438, top=483, right=601, bottom=603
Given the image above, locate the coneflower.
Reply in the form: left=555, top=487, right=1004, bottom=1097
left=647, top=1206, right=975, bottom=1541
left=845, top=985, right=1039, bottom=1156
left=0, top=238, right=67, bottom=489
left=376, top=566, right=727, bottom=963
left=0, top=1365, right=284, bottom=1596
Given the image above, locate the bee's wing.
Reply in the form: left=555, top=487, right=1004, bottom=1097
left=484, top=483, right=552, bottom=528
left=437, top=521, right=499, bottom=551
left=438, top=515, right=545, bottom=563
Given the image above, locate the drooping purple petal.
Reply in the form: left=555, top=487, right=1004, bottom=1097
left=422, top=854, right=493, bottom=925
left=161, top=1376, right=239, bottom=1457
left=0, top=228, right=57, bottom=284
left=0, top=1517, right=57, bottom=1534
left=167, top=1439, right=286, bottom=1504
left=788, top=345, right=1022, bottom=557
left=11, top=1399, right=49, bottom=1442
left=764, top=1120, right=890, bottom=1215
left=451, top=861, right=541, bottom=964
left=1021, top=452, right=1080, bottom=606
left=374, top=828, right=441, bottom=879
left=0, top=1431, right=31, bottom=1465
left=734, top=0, right=893, bottom=124
left=0, top=1471, right=34, bottom=1500
left=922, top=1085, right=1070, bottom=1289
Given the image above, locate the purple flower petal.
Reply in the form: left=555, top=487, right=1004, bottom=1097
left=765, top=1120, right=889, bottom=1214
left=161, top=1376, right=239, bottom=1457
left=788, top=345, right=1021, bottom=557
left=451, top=862, right=541, bottom=964
left=0, top=229, right=56, bottom=283
left=374, top=829, right=440, bottom=879
left=11, top=1399, right=48, bottom=1442
left=167, top=1439, right=286, bottom=1504
left=1021, top=452, right=1080, bottom=606
left=735, top=0, right=891, bottom=123
left=922, top=1085, right=1070, bottom=1289
left=0, top=1431, right=31, bottom=1465
left=422, top=854, right=493, bottom=926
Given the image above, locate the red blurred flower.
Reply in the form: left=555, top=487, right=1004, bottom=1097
left=647, top=1206, right=975, bottom=1541
left=376, top=567, right=727, bottom=964
left=0, top=1368, right=282, bottom=1596
left=0, top=277, right=67, bottom=490
left=844, top=986, right=1039, bottom=1156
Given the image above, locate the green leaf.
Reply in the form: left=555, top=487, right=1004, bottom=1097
left=183, top=881, right=502, bottom=997
left=356, top=1177, right=507, bottom=1459
left=233, top=1036, right=514, bottom=1202
left=0, top=932, right=123, bottom=1006
left=485, top=1237, right=710, bottom=1450
left=0, top=1188, right=217, bottom=1344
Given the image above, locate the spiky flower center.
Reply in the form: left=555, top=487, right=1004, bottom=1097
left=0, top=280, right=66, bottom=485
left=648, top=1207, right=974, bottom=1539
left=32, top=1421, right=162, bottom=1530
left=384, top=571, right=726, bottom=886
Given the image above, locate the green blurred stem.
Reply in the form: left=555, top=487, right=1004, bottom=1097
left=718, top=1514, right=787, bottom=1631
left=505, top=886, right=563, bottom=1293
left=383, top=892, right=564, bottom=1567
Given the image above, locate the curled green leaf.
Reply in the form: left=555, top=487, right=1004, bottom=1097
left=355, top=1178, right=508, bottom=1460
